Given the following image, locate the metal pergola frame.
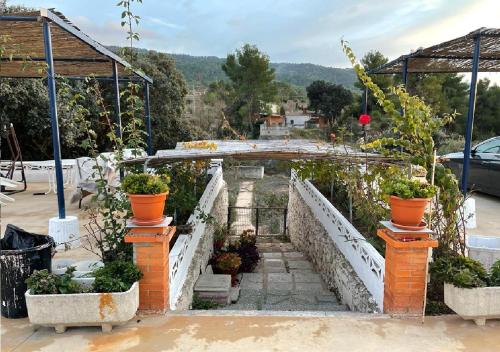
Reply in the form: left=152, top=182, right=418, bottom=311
left=0, top=8, right=154, bottom=219
left=367, top=27, right=500, bottom=195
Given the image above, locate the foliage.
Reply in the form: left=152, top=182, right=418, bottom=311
left=229, top=230, right=260, bottom=273
left=122, top=173, right=170, bottom=195
left=306, top=80, right=353, bottom=126
left=92, top=261, right=143, bottom=293
left=191, top=293, right=220, bottom=310
left=430, top=256, right=489, bottom=288
left=380, top=176, right=437, bottom=199
left=222, top=44, right=278, bottom=133
left=489, top=260, right=500, bottom=287
left=26, top=267, right=85, bottom=295
left=215, top=252, right=242, bottom=272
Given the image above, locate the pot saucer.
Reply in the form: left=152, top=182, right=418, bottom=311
left=130, top=216, right=166, bottom=226
left=390, top=220, right=427, bottom=231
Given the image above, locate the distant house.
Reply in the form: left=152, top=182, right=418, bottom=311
left=305, top=116, right=328, bottom=129
left=259, top=113, right=285, bottom=127
left=285, top=114, right=310, bottom=129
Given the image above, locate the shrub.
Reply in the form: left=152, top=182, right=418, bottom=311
left=235, top=230, right=260, bottom=273
left=92, top=261, right=143, bottom=293
left=191, top=293, right=220, bottom=310
left=430, top=256, right=489, bottom=288
left=381, top=176, right=437, bottom=199
left=122, top=173, right=170, bottom=195
left=26, top=267, right=85, bottom=295
left=489, top=260, right=500, bottom=286
left=215, top=252, right=242, bottom=272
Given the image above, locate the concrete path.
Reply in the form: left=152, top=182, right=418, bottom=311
left=230, top=181, right=255, bottom=234
left=468, top=193, right=500, bottom=237
left=2, top=313, right=499, bottom=352
left=223, top=241, right=346, bottom=311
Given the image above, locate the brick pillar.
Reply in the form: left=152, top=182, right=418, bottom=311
left=124, top=225, right=175, bottom=313
left=377, top=228, right=437, bottom=316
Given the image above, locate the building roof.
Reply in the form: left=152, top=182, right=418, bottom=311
left=0, top=8, right=152, bottom=82
left=370, top=28, right=500, bottom=74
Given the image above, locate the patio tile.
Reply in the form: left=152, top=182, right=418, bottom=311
left=268, top=282, right=293, bottom=291
left=283, top=252, right=306, bottom=259
left=288, top=260, right=313, bottom=270
left=316, top=294, right=338, bottom=303
left=263, top=252, right=282, bottom=259
left=294, top=282, right=325, bottom=292
left=268, top=273, right=293, bottom=283
left=293, top=272, right=322, bottom=283
left=242, top=273, right=264, bottom=282
left=266, top=266, right=287, bottom=273
left=264, top=258, right=285, bottom=267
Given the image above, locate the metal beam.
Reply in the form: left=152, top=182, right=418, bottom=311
left=144, top=83, right=153, bottom=156
left=363, top=87, right=368, bottom=114
left=42, top=19, right=65, bottom=219
left=0, top=16, right=39, bottom=21
left=112, top=61, right=122, bottom=140
left=1, top=57, right=110, bottom=63
left=461, top=35, right=482, bottom=195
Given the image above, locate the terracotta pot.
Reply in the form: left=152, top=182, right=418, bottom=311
left=389, top=195, right=430, bottom=226
left=128, top=192, right=168, bottom=225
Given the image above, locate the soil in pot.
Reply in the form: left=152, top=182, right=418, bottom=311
left=390, top=195, right=429, bottom=226
left=128, top=192, right=168, bottom=225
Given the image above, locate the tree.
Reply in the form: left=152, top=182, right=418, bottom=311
left=136, top=50, right=191, bottom=150
left=473, top=78, right=500, bottom=139
left=306, top=80, right=353, bottom=126
left=222, top=44, right=277, bottom=134
left=355, top=51, right=393, bottom=93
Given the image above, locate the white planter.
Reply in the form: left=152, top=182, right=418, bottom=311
left=25, top=281, right=139, bottom=333
left=444, top=283, right=500, bottom=325
left=467, top=235, right=500, bottom=271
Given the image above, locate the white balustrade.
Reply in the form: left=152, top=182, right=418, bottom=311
left=291, top=170, right=385, bottom=311
left=169, top=165, right=224, bottom=309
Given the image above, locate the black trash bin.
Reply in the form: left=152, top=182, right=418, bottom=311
left=0, top=225, right=55, bottom=318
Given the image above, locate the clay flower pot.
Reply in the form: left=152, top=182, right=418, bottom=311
left=128, top=192, right=168, bottom=225
left=389, top=195, right=430, bottom=226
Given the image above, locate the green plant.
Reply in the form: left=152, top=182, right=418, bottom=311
left=489, top=260, right=500, bottom=286
left=26, top=267, right=85, bottom=295
left=122, top=173, right=170, bottom=195
left=215, top=252, right=242, bottom=272
left=430, top=256, right=489, bottom=288
left=92, top=261, right=143, bottom=293
left=381, top=176, right=437, bottom=199
left=191, top=293, right=221, bottom=310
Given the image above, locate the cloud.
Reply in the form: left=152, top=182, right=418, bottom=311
left=145, top=17, right=183, bottom=30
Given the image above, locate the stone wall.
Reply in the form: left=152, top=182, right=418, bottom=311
left=173, top=182, right=228, bottom=310
left=287, top=184, right=379, bottom=313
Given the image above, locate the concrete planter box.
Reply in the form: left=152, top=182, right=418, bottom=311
left=25, top=281, right=139, bottom=333
left=466, top=235, right=500, bottom=270
left=444, top=283, right=500, bottom=325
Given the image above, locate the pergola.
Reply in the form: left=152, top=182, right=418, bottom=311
left=368, top=27, right=500, bottom=194
left=0, top=8, right=154, bottom=219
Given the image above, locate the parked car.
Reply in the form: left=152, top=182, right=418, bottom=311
left=441, top=136, right=500, bottom=197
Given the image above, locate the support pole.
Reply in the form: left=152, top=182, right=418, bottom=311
left=112, top=61, right=122, bottom=140
left=400, top=58, right=409, bottom=115
left=144, top=83, right=153, bottom=156
left=461, top=35, right=481, bottom=194
left=362, top=87, right=368, bottom=114
left=43, top=20, right=65, bottom=219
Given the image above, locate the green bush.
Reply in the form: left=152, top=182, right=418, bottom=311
left=430, top=256, right=489, bottom=288
left=122, top=173, right=170, bottom=195
left=26, top=267, right=85, bottom=295
left=92, top=261, right=143, bottom=293
left=489, top=260, right=500, bottom=286
left=381, top=176, right=437, bottom=199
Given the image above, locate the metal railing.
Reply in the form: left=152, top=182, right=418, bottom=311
left=228, top=206, right=287, bottom=238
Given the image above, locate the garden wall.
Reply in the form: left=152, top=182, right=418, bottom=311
left=169, top=165, right=228, bottom=310
left=287, top=170, right=384, bottom=313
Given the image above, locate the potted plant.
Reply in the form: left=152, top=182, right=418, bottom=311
left=214, top=252, right=241, bottom=286
left=431, top=256, right=500, bottom=325
left=381, top=176, right=437, bottom=227
left=122, top=173, right=170, bottom=225
left=227, top=230, right=260, bottom=273
left=25, top=261, right=142, bottom=333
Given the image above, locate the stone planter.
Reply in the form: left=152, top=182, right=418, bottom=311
left=25, top=281, right=139, bottom=333
left=444, top=283, right=500, bottom=325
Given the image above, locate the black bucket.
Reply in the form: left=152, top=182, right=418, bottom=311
left=0, top=225, right=55, bottom=318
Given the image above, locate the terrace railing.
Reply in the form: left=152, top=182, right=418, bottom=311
left=291, top=170, right=385, bottom=311
left=169, top=162, right=224, bottom=309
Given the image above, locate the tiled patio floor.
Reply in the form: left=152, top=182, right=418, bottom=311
left=222, top=241, right=348, bottom=311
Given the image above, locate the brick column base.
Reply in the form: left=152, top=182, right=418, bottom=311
left=377, top=229, right=437, bottom=316
left=125, top=226, right=175, bottom=313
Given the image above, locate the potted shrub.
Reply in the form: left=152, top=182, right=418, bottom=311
left=25, top=261, right=142, bottom=333
left=381, top=176, right=437, bottom=227
left=122, top=173, right=170, bottom=225
left=214, top=252, right=241, bottom=286
left=227, top=230, right=260, bottom=273
left=431, top=256, right=500, bottom=326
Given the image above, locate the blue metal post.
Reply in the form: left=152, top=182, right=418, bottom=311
left=363, top=87, right=368, bottom=114
left=112, top=61, right=122, bottom=139
left=461, top=35, right=482, bottom=194
left=400, top=58, right=409, bottom=116
left=144, top=83, right=153, bottom=155
left=43, top=20, right=65, bottom=219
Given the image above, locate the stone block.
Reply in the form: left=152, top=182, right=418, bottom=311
left=295, top=282, right=325, bottom=292
left=263, top=252, right=282, bottom=259
left=293, top=273, right=322, bottom=283
left=284, top=252, right=305, bottom=259
left=288, top=260, right=313, bottom=270
left=264, top=258, right=285, bottom=267
left=268, top=273, right=293, bottom=283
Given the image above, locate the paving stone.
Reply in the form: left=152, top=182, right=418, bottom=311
left=316, top=294, right=338, bottom=303
left=294, top=282, right=325, bottom=292
left=292, top=294, right=317, bottom=305
left=268, top=273, right=293, bottom=283
left=293, top=272, right=322, bottom=283
left=267, top=289, right=291, bottom=296
left=266, top=266, right=287, bottom=273
left=288, top=260, right=313, bottom=270
left=268, top=282, right=293, bottom=291
left=230, top=287, right=240, bottom=303
left=237, top=294, right=265, bottom=306
left=283, top=252, right=305, bottom=259
left=240, top=280, right=263, bottom=290
left=263, top=252, right=282, bottom=259
left=239, top=289, right=263, bottom=298
left=265, top=294, right=292, bottom=305
left=194, top=274, right=231, bottom=292
left=264, top=258, right=285, bottom=267
left=289, top=268, right=314, bottom=274
left=242, top=273, right=264, bottom=282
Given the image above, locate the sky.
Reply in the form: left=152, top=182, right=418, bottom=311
left=6, top=0, right=500, bottom=75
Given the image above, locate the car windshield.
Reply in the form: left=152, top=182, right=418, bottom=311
left=475, top=139, right=500, bottom=154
